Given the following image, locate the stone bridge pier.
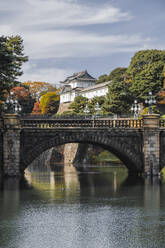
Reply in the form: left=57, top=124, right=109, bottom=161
left=0, top=113, right=163, bottom=177
left=2, top=114, right=21, bottom=177
left=143, top=114, right=160, bottom=175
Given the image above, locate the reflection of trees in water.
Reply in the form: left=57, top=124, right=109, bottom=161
left=3, top=156, right=164, bottom=210
left=77, top=167, right=127, bottom=199
left=1, top=167, right=165, bottom=209
left=26, top=163, right=129, bottom=200
left=25, top=164, right=80, bottom=201
left=24, top=163, right=165, bottom=230
left=0, top=172, right=165, bottom=248
left=1, top=168, right=165, bottom=248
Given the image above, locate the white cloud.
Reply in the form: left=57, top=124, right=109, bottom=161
left=0, top=0, right=157, bottom=83
left=0, top=25, right=13, bottom=36
left=0, top=0, right=136, bottom=60
left=22, top=30, right=151, bottom=59
left=19, top=63, right=73, bottom=84
left=21, top=0, right=131, bottom=28
left=0, top=0, right=131, bottom=31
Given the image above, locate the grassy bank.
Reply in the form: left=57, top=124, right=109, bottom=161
left=92, top=150, right=121, bottom=164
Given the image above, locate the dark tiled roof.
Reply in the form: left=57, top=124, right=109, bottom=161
left=61, top=70, right=96, bottom=84
left=61, top=85, right=71, bottom=93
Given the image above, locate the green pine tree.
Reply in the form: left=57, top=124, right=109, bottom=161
left=102, top=67, right=132, bottom=114
left=69, top=95, right=88, bottom=114
left=0, top=35, right=28, bottom=101
left=127, top=50, right=165, bottom=102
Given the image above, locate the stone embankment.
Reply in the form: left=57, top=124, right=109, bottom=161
left=50, top=144, right=110, bottom=165
left=50, top=144, right=79, bottom=165
left=30, top=143, right=96, bottom=167
left=57, top=102, right=71, bottom=114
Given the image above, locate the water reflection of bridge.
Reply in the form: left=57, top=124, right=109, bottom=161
left=25, top=165, right=127, bottom=197
left=0, top=166, right=164, bottom=248
left=0, top=165, right=163, bottom=205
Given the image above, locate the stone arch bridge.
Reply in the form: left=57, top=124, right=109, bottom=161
left=0, top=114, right=165, bottom=177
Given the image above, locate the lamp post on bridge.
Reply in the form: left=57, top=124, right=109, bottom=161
left=84, top=104, right=89, bottom=119
left=145, top=91, right=156, bottom=114
left=3, top=91, right=22, bottom=114
left=84, top=102, right=101, bottom=126
left=131, top=100, right=140, bottom=119
left=95, top=102, right=100, bottom=117
left=142, top=91, right=159, bottom=176
left=93, top=102, right=101, bottom=127
left=84, top=102, right=101, bottom=119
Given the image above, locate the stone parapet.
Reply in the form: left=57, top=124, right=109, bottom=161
left=143, top=114, right=160, bottom=128
left=3, top=113, right=20, bottom=128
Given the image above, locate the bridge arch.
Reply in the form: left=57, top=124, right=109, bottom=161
left=21, top=131, right=143, bottom=174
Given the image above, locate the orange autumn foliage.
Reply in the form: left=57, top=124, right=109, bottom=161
left=23, top=81, right=56, bottom=97
left=11, top=86, right=29, bottom=99
left=31, top=102, right=42, bottom=115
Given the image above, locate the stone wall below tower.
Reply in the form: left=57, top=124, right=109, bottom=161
left=63, top=143, right=79, bottom=164
left=57, top=102, right=72, bottom=114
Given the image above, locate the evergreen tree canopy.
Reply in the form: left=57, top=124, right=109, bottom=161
left=96, top=74, right=109, bottom=84
left=102, top=67, right=132, bottom=114
left=127, top=50, right=165, bottom=101
left=96, top=67, right=127, bottom=84
left=99, top=50, right=165, bottom=115
left=88, top=96, right=105, bottom=115
left=69, top=95, right=88, bottom=114
left=108, top=67, right=127, bottom=81
left=0, top=35, right=28, bottom=100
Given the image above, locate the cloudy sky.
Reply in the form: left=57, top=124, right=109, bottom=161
left=1, top=0, right=165, bottom=85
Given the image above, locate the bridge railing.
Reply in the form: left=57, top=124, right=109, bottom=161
left=20, top=118, right=143, bottom=129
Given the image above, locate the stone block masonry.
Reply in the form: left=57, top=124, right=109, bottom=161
left=3, top=130, right=21, bottom=176
left=2, top=114, right=21, bottom=177
left=143, top=115, right=160, bottom=176
left=64, top=143, right=79, bottom=164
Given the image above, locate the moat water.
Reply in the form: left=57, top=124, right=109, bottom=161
left=0, top=164, right=165, bottom=248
